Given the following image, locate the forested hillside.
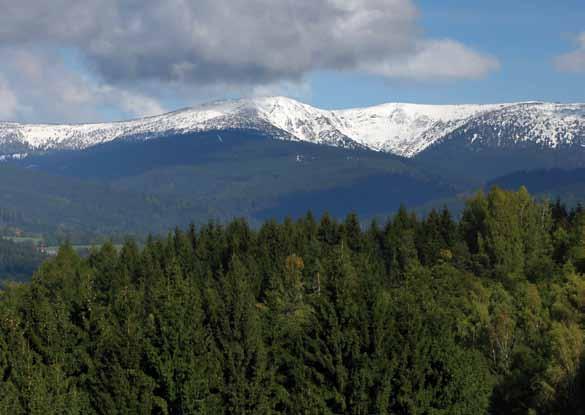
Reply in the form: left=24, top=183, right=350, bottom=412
left=1, top=188, right=585, bottom=414
left=1, top=133, right=451, bottom=240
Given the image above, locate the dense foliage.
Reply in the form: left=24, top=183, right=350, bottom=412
left=1, top=187, right=585, bottom=414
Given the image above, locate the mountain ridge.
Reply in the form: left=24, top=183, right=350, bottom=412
left=1, top=96, right=584, bottom=160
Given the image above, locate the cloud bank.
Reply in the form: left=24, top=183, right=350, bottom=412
left=0, top=0, right=500, bottom=122
left=0, top=49, right=167, bottom=122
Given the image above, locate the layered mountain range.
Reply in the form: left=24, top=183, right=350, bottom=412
left=2, top=96, right=584, bottom=160
left=1, top=96, right=585, bottom=240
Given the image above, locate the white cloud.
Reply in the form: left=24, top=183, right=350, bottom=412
left=99, top=86, right=167, bottom=118
left=554, top=32, right=585, bottom=73
left=0, top=49, right=167, bottom=123
left=0, top=76, right=18, bottom=119
left=362, top=39, right=500, bottom=81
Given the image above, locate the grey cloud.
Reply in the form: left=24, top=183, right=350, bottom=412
left=82, top=0, right=419, bottom=84
left=0, top=1, right=107, bottom=43
left=0, top=0, right=496, bottom=86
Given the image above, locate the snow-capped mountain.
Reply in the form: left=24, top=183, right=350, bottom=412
left=1, top=96, right=584, bottom=160
left=445, top=102, right=585, bottom=149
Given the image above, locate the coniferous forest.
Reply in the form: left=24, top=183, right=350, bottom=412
left=2, top=187, right=585, bottom=414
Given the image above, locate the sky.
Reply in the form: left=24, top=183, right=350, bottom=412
left=0, top=0, right=584, bottom=123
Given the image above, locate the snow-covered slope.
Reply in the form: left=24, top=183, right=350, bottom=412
left=335, top=102, right=510, bottom=155
left=456, top=103, right=585, bottom=148
left=1, top=97, right=584, bottom=160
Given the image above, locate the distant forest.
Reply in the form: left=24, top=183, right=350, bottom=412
left=1, top=187, right=585, bottom=414
left=0, top=238, right=46, bottom=284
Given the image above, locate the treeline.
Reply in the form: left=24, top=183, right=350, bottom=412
left=0, top=239, right=46, bottom=284
left=1, top=187, right=585, bottom=414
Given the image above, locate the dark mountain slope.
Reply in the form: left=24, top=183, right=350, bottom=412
left=2, top=132, right=454, bottom=239
left=414, top=121, right=585, bottom=187
left=0, top=165, right=206, bottom=239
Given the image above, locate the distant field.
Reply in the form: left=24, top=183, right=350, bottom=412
left=1, top=236, right=125, bottom=257
left=45, top=244, right=125, bottom=256
left=2, top=236, right=43, bottom=245
left=3, top=234, right=131, bottom=256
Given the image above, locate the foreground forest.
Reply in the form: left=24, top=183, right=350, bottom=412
left=1, top=188, right=585, bottom=414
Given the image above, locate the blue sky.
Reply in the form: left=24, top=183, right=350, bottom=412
left=0, top=0, right=583, bottom=123
left=311, top=0, right=585, bottom=108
